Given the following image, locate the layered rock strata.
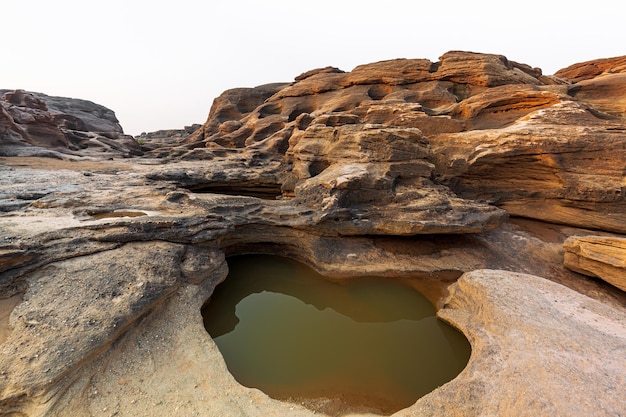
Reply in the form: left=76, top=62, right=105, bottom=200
left=1, top=51, right=625, bottom=417
left=0, top=89, right=141, bottom=158
left=154, top=50, right=626, bottom=234
left=564, top=236, right=626, bottom=292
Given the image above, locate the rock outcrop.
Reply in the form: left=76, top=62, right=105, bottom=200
left=152, top=50, right=626, bottom=234
left=564, top=236, right=626, bottom=292
left=411, top=269, right=626, bottom=417
left=1, top=51, right=625, bottom=417
left=554, top=55, right=626, bottom=82
left=0, top=89, right=142, bottom=158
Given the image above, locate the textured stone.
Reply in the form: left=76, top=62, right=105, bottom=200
left=281, top=121, right=505, bottom=234
left=430, top=101, right=626, bottom=233
left=1, top=90, right=70, bottom=149
left=555, top=55, right=626, bottom=82
left=1, top=51, right=626, bottom=417
left=167, top=51, right=625, bottom=235
left=409, top=270, right=626, bottom=417
left=564, top=236, right=626, bottom=292
left=568, top=73, right=626, bottom=116
left=0, top=89, right=141, bottom=158
left=181, top=51, right=560, bottom=154
left=0, top=153, right=625, bottom=416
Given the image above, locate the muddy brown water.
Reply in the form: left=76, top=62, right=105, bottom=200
left=91, top=211, right=148, bottom=220
left=202, top=255, right=470, bottom=415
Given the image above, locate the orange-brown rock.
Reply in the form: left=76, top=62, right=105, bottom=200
left=555, top=55, right=626, bottom=82
left=172, top=51, right=626, bottom=235
left=429, top=101, right=626, bottom=233
left=564, top=236, right=626, bottom=292
left=2, top=51, right=626, bottom=417
left=447, top=84, right=562, bottom=129
left=283, top=121, right=504, bottom=234
left=183, top=51, right=559, bottom=153
left=567, top=73, right=626, bottom=116
left=554, top=55, right=626, bottom=116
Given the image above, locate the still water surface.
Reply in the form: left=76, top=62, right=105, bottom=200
left=202, top=255, right=470, bottom=414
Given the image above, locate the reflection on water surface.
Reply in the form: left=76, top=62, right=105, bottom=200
left=202, top=255, right=470, bottom=415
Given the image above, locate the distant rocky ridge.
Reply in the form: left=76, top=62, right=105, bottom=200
left=0, top=89, right=141, bottom=158
left=0, top=51, right=625, bottom=417
left=134, top=124, right=202, bottom=150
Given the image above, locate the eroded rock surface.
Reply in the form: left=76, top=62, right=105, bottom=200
left=411, top=270, right=626, bottom=417
left=0, top=89, right=141, bottom=158
left=148, top=50, right=626, bottom=234
left=1, top=51, right=625, bottom=417
left=564, top=236, right=626, bottom=292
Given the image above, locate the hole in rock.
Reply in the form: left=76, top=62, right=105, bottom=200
left=202, top=255, right=471, bottom=416
left=367, top=85, right=392, bottom=101
left=308, top=160, right=331, bottom=177
left=257, top=102, right=283, bottom=118
left=288, top=105, right=315, bottom=122
left=185, top=184, right=283, bottom=200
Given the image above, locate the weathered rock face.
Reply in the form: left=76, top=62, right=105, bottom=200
left=554, top=55, right=626, bottom=82
left=182, top=51, right=562, bottom=153
left=157, top=50, right=626, bottom=234
left=411, top=269, right=626, bottom=417
left=0, top=89, right=141, bottom=158
left=283, top=121, right=505, bottom=235
left=564, top=236, right=626, bottom=292
left=1, top=51, right=626, bottom=417
left=429, top=101, right=626, bottom=233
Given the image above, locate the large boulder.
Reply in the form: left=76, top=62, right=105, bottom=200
left=554, top=55, right=626, bottom=82
left=429, top=100, right=626, bottom=233
left=410, top=269, right=626, bottom=417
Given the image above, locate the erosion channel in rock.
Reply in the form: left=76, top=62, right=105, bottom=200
left=202, top=255, right=471, bottom=415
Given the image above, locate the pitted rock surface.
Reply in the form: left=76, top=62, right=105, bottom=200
left=1, top=51, right=625, bottom=417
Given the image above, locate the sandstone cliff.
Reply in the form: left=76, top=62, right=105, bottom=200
left=0, top=51, right=625, bottom=417
left=149, top=51, right=626, bottom=235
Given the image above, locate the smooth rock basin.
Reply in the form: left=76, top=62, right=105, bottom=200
left=202, top=255, right=471, bottom=415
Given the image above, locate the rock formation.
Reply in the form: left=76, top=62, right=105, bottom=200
left=564, top=236, right=626, bottom=292
left=0, top=51, right=625, bottom=417
left=0, top=89, right=141, bottom=158
left=412, top=269, right=626, bottom=417
left=147, top=51, right=626, bottom=234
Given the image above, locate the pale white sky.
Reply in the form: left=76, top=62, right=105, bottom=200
left=3, top=0, right=624, bottom=135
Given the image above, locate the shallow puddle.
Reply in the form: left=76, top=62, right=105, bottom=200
left=202, top=255, right=470, bottom=415
left=91, top=211, right=148, bottom=220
